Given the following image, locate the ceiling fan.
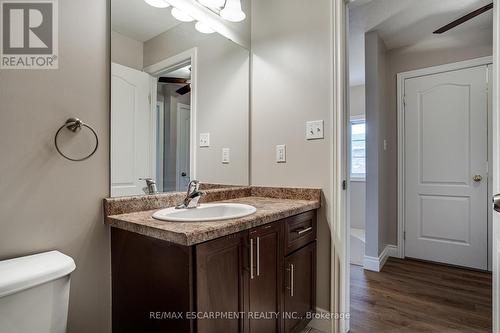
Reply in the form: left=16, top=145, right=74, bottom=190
left=158, top=77, right=191, bottom=95
left=433, top=2, right=493, bottom=34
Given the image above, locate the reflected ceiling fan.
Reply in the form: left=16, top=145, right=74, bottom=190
left=433, top=2, right=493, bottom=34
left=158, top=77, right=191, bottom=95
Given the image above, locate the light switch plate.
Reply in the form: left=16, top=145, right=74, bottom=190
left=306, top=120, right=324, bottom=140
left=222, top=148, right=230, bottom=164
left=200, top=133, right=210, bottom=147
left=276, top=145, right=286, bottom=163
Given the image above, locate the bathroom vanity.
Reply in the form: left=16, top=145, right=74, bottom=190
left=104, top=186, right=320, bottom=333
left=108, top=1, right=323, bottom=331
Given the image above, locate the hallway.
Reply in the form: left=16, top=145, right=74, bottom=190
left=350, top=258, right=492, bottom=332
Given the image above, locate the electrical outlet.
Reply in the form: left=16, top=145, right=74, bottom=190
left=306, top=120, right=324, bottom=140
left=222, top=148, right=230, bottom=164
left=276, top=145, right=286, bottom=163
left=200, top=133, right=210, bottom=147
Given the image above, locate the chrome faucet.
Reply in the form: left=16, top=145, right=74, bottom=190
left=140, top=178, right=158, bottom=195
left=176, top=180, right=205, bottom=209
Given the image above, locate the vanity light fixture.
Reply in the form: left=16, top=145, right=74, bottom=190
left=220, top=0, right=245, bottom=22
left=195, top=21, right=215, bottom=34
left=144, top=0, right=170, bottom=8
left=198, top=0, right=226, bottom=9
left=171, top=7, right=195, bottom=22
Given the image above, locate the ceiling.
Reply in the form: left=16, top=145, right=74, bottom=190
left=162, top=65, right=192, bottom=79
left=112, top=0, right=180, bottom=42
left=349, top=0, right=493, bottom=86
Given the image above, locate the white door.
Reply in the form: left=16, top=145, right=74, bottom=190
left=111, top=63, right=153, bottom=197
left=176, top=103, right=191, bottom=191
left=404, top=65, right=488, bottom=270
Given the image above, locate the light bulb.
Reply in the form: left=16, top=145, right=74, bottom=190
left=198, top=0, right=225, bottom=8
left=195, top=21, right=215, bottom=34
left=171, top=7, right=195, bottom=22
left=220, top=0, right=245, bottom=22
left=144, top=0, right=170, bottom=8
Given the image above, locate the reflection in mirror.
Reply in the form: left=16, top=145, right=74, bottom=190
left=110, top=0, right=250, bottom=197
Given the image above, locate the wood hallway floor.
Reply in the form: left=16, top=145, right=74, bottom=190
left=350, top=258, right=492, bottom=333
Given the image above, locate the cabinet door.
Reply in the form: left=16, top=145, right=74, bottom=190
left=196, top=232, right=247, bottom=333
left=248, top=223, right=282, bottom=333
left=284, top=242, right=316, bottom=333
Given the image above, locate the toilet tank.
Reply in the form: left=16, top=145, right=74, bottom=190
left=0, top=251, right=76, bottom=333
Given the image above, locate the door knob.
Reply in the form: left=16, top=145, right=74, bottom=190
left=181, top=172, right=187, bottom=177
left=473, top=175, right=483, bottom=182
left=494, top=194, right=500, bottom=213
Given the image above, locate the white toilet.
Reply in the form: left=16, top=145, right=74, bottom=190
left=0, top=251, right=76, bottom=333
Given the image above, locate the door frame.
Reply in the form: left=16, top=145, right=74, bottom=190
left=336, top=1, right=500, bottom=333
left=396, top=56, right=493, bottom=262
left=492, top=2, right=499, bottom=330
left=176, top=103, right=191, bottom=191
left=143, top=47, right=198, bottom=182
left=331, top=1, right=349, bottom=333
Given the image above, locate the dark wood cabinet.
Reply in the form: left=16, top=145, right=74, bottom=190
left=196, top=231, right=247, bottom=333
left=248, top=223, right=282, bottom=333
left=283, top=242, right=316, bottom=333
left=111, top=210, right=317, bottom=333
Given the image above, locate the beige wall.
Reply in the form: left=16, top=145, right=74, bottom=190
left=144, top=24, right=250, bottom=186
left=251, top=0, right=332, bottom=310
left=111, top=30, right=143, bottom=70
left=365, top=31, right=390, bottom=257
left=349, top=84, right=365, bottom=117
left=0, top=0, right=110, bottom=332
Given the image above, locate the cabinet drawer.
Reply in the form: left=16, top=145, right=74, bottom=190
left=283, top=210, right=316, bottom=255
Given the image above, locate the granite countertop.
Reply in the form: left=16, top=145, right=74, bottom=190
left=104, top=187, right=321, bottom=246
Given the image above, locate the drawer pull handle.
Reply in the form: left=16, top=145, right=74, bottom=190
left=296, top=227, right=313, bottom=235
left=250, top=238, right=254, bottom=279
left=256, top=237, right=260, bottom=277
left=286, top=264, right=294, bottom=297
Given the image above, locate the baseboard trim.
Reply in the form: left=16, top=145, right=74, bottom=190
left=307, top=307, right=332, bottom=333
left=363, top=244, right=398, bottom=272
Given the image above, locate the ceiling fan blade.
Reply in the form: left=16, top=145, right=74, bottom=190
left=158, top=77, right=188, bottom=84
left=434, top=3, right=493, bottom=34
left=176, top=84, right=191, bottom=95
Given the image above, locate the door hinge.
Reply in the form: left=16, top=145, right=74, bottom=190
left=342, top=180, right=347, bottom=190
left=403, top=95, right=407, bottom=107
left=148, top=94, right=151, bottom=105
left=403, top=231, right=406, bottom=240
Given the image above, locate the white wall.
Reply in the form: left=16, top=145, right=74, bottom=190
left=111, top=30, right=143, bottom=70
left=251, top=0, right=332, bottom=310
left=350, top=85, right=366, bottom=230
left=144, top=24, right=250, bottom=186
left=0, top=1, right=111, bottom=332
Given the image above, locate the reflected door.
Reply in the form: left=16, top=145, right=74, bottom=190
left=176, top=103, right=191, bottom=191
left=404, top=65, right=488, bottom=269
left=111, top=63, right=153, bottom=197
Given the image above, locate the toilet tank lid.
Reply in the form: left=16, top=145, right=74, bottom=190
left=0, top=251, right=76, bottom=298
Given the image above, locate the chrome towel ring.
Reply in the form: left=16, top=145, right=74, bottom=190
left=54, top=117, right=99, bottom=161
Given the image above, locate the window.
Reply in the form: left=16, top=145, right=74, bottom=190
left=350, top=118, right=366, bottom=180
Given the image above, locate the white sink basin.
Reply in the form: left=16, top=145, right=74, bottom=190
left=152, top=203, right=257, bottom=222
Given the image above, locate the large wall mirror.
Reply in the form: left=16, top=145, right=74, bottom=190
left=111, top=0, right=250, bottom=197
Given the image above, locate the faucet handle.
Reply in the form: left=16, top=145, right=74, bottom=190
left=139, top=178, right=158, bottom=195
left=139, top=177, right=155, bottom=185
